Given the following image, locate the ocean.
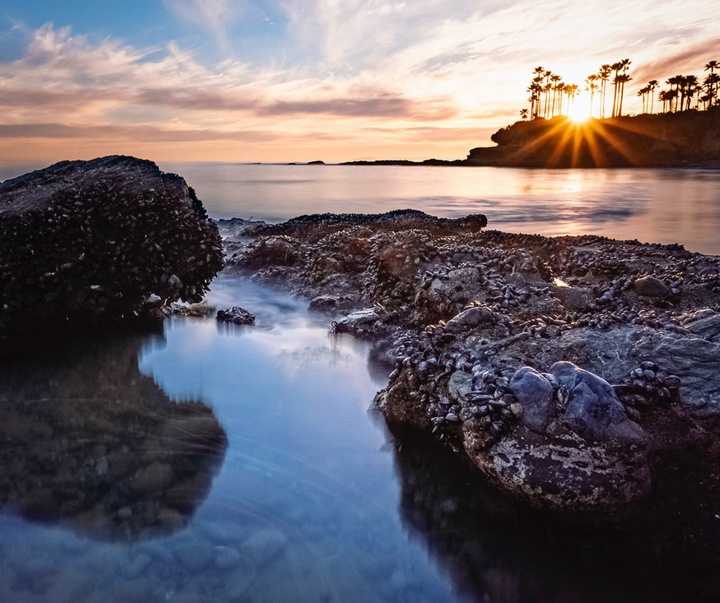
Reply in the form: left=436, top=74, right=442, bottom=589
left=0, top=162, right=718, bottom=602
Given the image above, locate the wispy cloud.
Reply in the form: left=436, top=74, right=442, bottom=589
left=162, top=0, right=244, bottom=51
left=1, top=1, right=720, bottom=162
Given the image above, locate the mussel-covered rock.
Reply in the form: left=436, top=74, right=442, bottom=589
left=0, top=156, right=224, bottom=354
left=216, top=306, right=255, bottom=326
left=220, top=208, right=720, bottom=513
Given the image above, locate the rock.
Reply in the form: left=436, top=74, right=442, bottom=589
left=508, top=367, right=555, bottom=432
left=219, top=209, right=720, bottom=513
left=641, top=334, right=720, bottom=416
left=448, top=371, right=473, bottom=402
left=216, top=306, right=255, bottom=326
left=682, top=309, right=720, bottom=342
left=215, top=546, right=245, bottom=571
left=239, top=528, right=288, bottom=568
left=487, top=429, right=651, bottom=509
left=551, top=361, right=633, bottom=441
left=0, top=156, right=224, bottom=354
left=173, top=538, right=216, bottom=572
left=333, top=309, right=380, bottom=333
left=444, top=306, right=494, bottom=333
left=308, top=294, right=342, bottom=312
left=633, top=275, right=671, bottom=297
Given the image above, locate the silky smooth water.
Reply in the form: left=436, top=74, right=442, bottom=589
left=1, top=162, right=720, bottom=601
left=2, top=162, right=720, bottom=254
left=0, top=277, right=717, bottom=603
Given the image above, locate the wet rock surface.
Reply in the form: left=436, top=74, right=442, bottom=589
left=216, top=305, right=255, bottom=325
left=0, top=156, right=224, bottom=355
left=222, top=209, right=720, bottom=511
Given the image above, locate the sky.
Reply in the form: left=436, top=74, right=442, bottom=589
left=0, top=0, right=718, bottom=163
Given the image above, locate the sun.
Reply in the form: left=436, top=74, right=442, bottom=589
left=567, top=96, right=592, bottom=123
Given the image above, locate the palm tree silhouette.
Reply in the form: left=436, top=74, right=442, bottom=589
left=637, top=86, right=649, bottom=114
left=616, top=59, right=631, bottom=116
left=598, top=65, right=612, bottom=118
left=684, top=75, right=700, bottom=110
left=550, top=74, right=563, bottom=117
left=666, top=76, right=683, bottom=112
left=586, top=74, right=599, bottom=117
left=704, top=60, right=718, bottom=107
left=648, top=80, right=659, bottom=114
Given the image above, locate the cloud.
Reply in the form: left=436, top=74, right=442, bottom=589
left=162, top=0, right=244, bottom=50
left=2, top=1, right=720, bottom=162
left=632, top=37, right=720, bottom=85
left=0, top=123, right=277, bottom=143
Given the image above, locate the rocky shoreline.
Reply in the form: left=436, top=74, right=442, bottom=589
left=219, top=210, right=720, bottom=512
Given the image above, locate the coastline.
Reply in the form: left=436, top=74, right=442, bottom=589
left=219, top=209, right=720, bottom=518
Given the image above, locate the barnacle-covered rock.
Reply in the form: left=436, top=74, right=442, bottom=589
left=222, top=208, right=720, bottom=512
left=0, top=156, right=224, bottom=354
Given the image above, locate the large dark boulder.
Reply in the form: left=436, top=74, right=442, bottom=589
left=0, top=156, right=224, bottom=353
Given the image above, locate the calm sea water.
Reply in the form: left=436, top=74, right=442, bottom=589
left=1, top=162, right=719, bottom=601
left=2, top=161, right=719, bottom=254
left=160, top=163, right=720, bottom=255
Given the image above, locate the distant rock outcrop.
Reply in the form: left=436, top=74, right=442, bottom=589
left=0, top=156, right=224, bottom=354
left=467, top=110, right=720, bottom=168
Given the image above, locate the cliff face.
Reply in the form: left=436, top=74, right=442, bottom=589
left=468, top=110, right=720, bottom=168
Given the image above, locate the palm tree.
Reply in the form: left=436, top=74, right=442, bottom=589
left=684, top=75, right=699, bottom=110
left=527, top=77, right=542, bottom=119
left=543, top=70, right=553, bottom=118
left=598, top=64, right=612, bottom=118
left=550, top=74, right=563, bottom=117
left=616, top=59, right=631, bottom=116
left=704, top=72, right=720, bottom=110
left=610, top=61, right=623, bottom=117
left=637, top=86, right=649, bottom=113
left=531, top=66, right=545, bottom=117
left=658, top=89, right=670, bottom=113
left=705, top=60, right=718, bottom=107
left=520, top=108, right=529, bottom=120
left=666, top=75, right=683, bottom=112
left=586, top=74, right=599, bottom=117
left=616, top=73, right=632, bottom=115
left=648, top=80, right=658, bottom=114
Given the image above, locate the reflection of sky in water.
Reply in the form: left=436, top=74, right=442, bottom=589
left=0, top=276, right=717, bottom=601
left=161, top=163, right=720, bottom=255
left=136, top=277, right=464, bottom=602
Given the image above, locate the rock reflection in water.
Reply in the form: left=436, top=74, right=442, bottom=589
left=0, top=329, right=227, bottom=541
left=392, top=427, right=720, bottom=603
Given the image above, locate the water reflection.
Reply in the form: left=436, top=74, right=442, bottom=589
left=0, top=329, right=227, bottom=541
left=1, top=275, right=719, bottom=601
left=161, top=163, right=720, bottom=254
left=391, top=428, right=720, bottom=603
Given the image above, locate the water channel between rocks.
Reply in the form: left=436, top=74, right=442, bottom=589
left=0, top=275, right=717, bottom=603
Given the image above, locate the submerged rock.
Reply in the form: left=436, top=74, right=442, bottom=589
left=216, top=306, right=255, bottom=326
left=0, top=156, right=224, bottom=354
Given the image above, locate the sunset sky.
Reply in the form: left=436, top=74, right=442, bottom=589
left=1, top=0, right=718, bottom=163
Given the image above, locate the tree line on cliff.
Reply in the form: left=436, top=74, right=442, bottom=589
left=522, top=59, right=719, bottom=121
